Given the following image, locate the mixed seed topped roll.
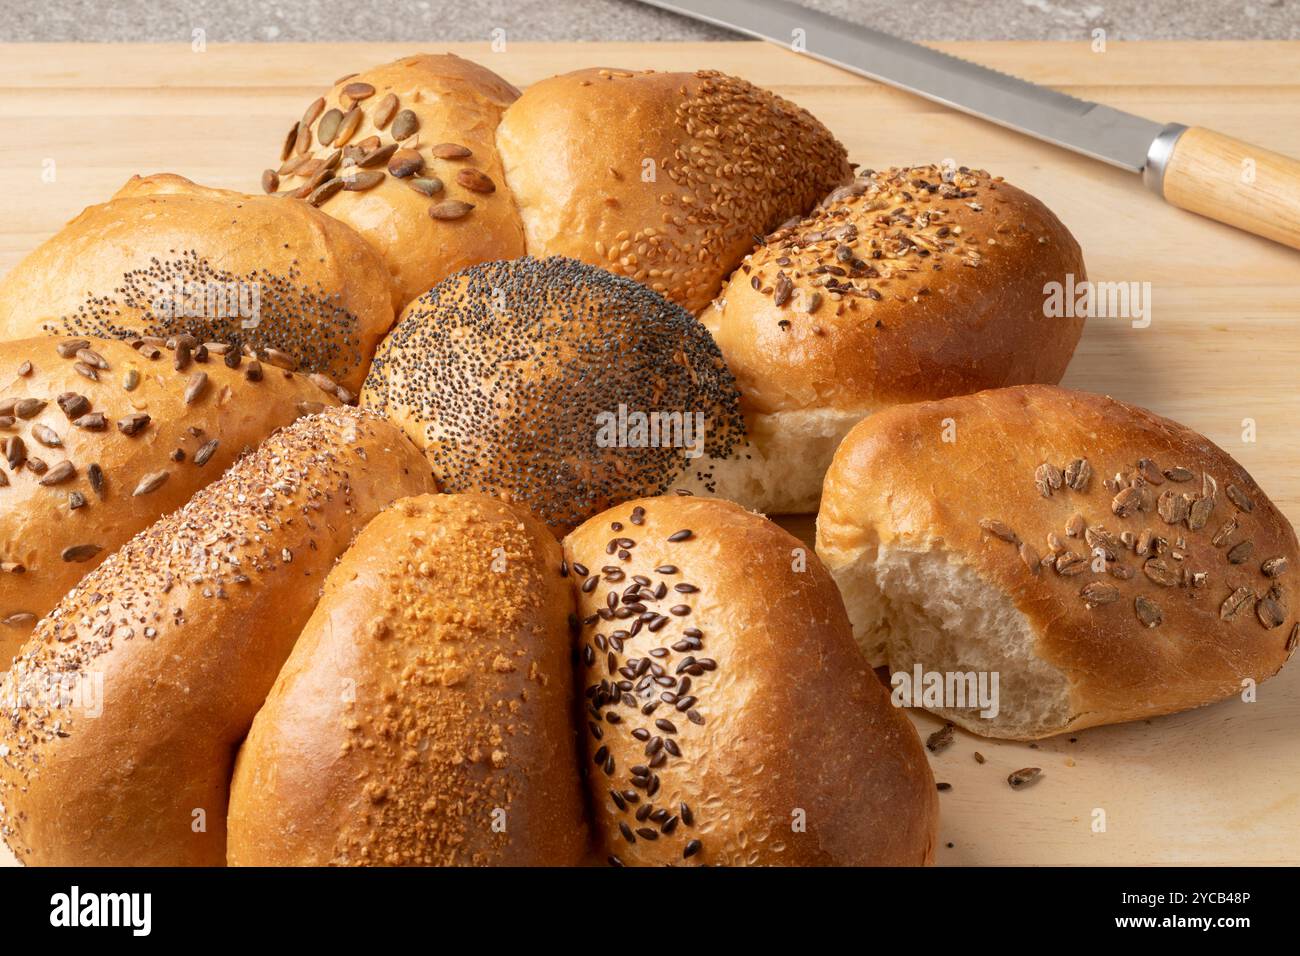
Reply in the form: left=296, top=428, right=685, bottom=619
left=564, top=495, right=939, bottom=866
left=362, top=257, right=747, bottom=533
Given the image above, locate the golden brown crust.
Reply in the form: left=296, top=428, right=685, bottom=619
left=0, top=336, right=341, bottom=662
left=0, top=408, right=437, bottom=865
left=497, top=68, right=851, bottom=313
left=818, top=385, right=1300, bottom=736
left=564, top=495, right=937, bottom=866
left=703, top=165, right=1087, bottom=414
left=265, top=54, right=524, bottom=309
left=0, top=174, right=394, bottom=392
left=227, top=494, right=588, bottom=866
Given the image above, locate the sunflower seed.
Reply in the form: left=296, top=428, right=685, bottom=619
left=57, top=338, right=90, bottom=358
left=62, top=543, right=102, bottom=563
left=264, top=349, right=298, bottom=372
left=15, top=399, right=46, bottom=419
left=1220, top=587, right=1255, bottom=620
left=407, top=176, right=443, bottom=197
left=1112, top=486, right=1143, bottom=518
left=387, top=148, right=424, bottom=178
left=133, top=471, right=169, bottom=497
left=57, top=393, right=90, bottom=419
left=429, top=200, right=474, bottom=221
left=184, top=371, right=208, bottom=405
left=1081, top=582, right=1120, bottom=607
left=1136, top=458, right=1165, bottom=485
left=261, top=169, right=279, bottom=194
left=1064, top=457, right=1091, bottom=491
left=317, top=108, right=343, bottom=146
left=38, top=460, right=75, bottom=485
left=978, top=518, right=1017, bottom=543
left=1226, top=484, right=1253, bottom=513
left=31, top=424, right=61, bottom=447
left=1227, top=541, right=1254, bottom=565
left=117, top=413, right=151, bottom=436
left=455, top=168, right=496, bottom=193
left=1008, top=768, right=1042, bottom=789
left=373, top=93, right=399, bottom=129
left=25, top=458, right=46, bottom=475
left=0, top=471, right=6, bottom=487
left=430, top=142, right=472, bottom=160
left=194, top=439, right=219, bottom=467
left=1164, top=466, right=1194, bottom=482
left=1210, top=518, right=1238, bottom=548
left=74, top=362, right=99, bottom=382
left=88, top=463, right=104, bottom=496
left=1034, top=462, right=1063, bottom=498
left=341, top=81, right=375, bottom=101
left=333, top=107, right=362, bottom=146
left=1134, top=595, right=1163, bottom=628
left=342, top=170, right=385, bottom=191
left=1143, top=558, right=1178, bottom=587
left=4, top=436, right=25, bottom=469
left=1186, top=496, right=1213, bottom=532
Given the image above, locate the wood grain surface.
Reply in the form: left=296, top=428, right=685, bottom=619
left=0, top=41, right=1297, bottom=866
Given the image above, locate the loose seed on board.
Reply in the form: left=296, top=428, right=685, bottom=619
left=1008, top=768, right=1042, bottom=789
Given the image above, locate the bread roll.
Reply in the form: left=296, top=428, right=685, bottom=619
left=362, top=257, right=746, bottom=534
left=817, top=385, right=1300, bottom=740
left=692, top=165, right=1087, bottom=514
left=496, top=67, right=851, bottom=313
left=0, top=408, right=436, bottom=865
left=564, top=495, right=937, bottom=866
left=265, top=54, right=524, bottom=310
left=0, top=335, right=340, bottom=662
left=0, top=174, right=393, bottom=392
left=227, top=494, right=587, bottom=866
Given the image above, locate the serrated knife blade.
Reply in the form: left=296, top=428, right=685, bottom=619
left=638, top=0, right=1300, bottom=250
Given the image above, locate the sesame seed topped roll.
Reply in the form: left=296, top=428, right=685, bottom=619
left=496, top=67, right=852, bottom=313
left=362, top=257, right=747, bottom=534
left=565, top=495, right=938, bottom=866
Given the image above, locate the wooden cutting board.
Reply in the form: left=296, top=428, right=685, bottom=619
left=0, top=40, right=1297, bottom=866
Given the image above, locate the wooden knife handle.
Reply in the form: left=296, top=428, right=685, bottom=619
left=1157, top=126, right=1300, bottom=250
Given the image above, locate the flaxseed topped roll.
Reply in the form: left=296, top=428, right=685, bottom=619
left=264, top=53, right=524, bottom=309
left=0, top=335, right=341, bottom=663
left=0, top=174, right=394, bottom=392
left=817, top=385, right=1300, bottom=740
left=361, top=257, right=746, bottom=534
left=692, top=164, right=1087, bottom=514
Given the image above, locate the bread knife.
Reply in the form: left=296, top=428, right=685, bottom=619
left=639, top=0, right=1300, bottom=251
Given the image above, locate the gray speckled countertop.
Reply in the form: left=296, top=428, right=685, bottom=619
left=3, top=0, right=1298, bottom=42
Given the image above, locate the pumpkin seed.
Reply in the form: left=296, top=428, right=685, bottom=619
left=373, top=93, right=399, bottom=129
left=391, top=109, right=420, bottom=141
left=307, top=178, right=345, bottom=206
left=430, top=141, right=470, bottom=160
left=280, top=121, right=298, bottom=161
left=456, top=168, right=496, bottom=193
left=333, top=107, right=362, bottom=146
left=388, top=148, right=424, bottom=178
left=1134, top=595, right=1163, bottom=628
left=342, top=81, right=376, bottom=101
left=359, top=143, right=399, bottom=168
left=428, top=200, right=474, bottom=221
left=408, top=177, right=443, bottom=197
left=301, top=96, right=325, bottom=127
left=317, top=107, right=344, bottom=146
left=342, top=170, right=385, bottom=191
left=294, top=121, right=312, bottom=155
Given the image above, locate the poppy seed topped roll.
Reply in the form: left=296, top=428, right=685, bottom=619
left=361, top=257, right=746, bottom=533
